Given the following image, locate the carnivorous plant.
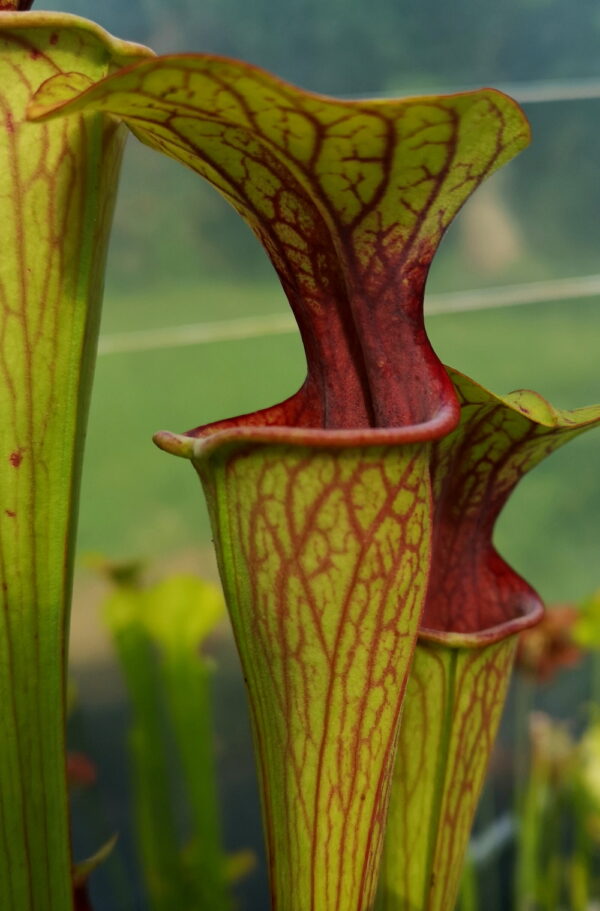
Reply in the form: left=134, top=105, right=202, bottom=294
left=28, top=55, right=600, bottom=911
left=0, top=6, right=150, bottom=908
left=0, top=21, right=597, bottom=911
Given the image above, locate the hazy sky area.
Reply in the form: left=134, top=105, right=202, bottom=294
left=37, top=0, right=600, bottom=95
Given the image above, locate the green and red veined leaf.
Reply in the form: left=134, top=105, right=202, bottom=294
left=378, top=371, right=600, bottom=911
left=191, top=438, right=433, bottom=911
left=0, top=13, right=151, bottom=910
left=29, top=57, right=529, bottom=435
left=425, top=368, right=600, bottom=640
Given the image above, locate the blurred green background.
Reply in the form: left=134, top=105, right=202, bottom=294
left=31, top=0, right=600, bottom=907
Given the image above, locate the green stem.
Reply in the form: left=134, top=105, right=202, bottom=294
left=515, top=761, right=544, bottom=911
left=457, top=855, right=478, bottom=911
left=569, top=785, right=591, bottom=911
left=474, top=786, right=499, bottom=911
left=513, top=676, right=535, bottom=808
left=540, top=788, right=561, bottom=911
left=111, top=622, right=186, bottom=911
left=160, top=648, right=230, bottom=910
left=590, top=651, right=600, bottom=708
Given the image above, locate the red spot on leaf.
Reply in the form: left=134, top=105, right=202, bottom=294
left=5, top=510, right=15, bottom=518
left=49, top=32, right=59, bottom=45
left=5, top=113, right=14, bottom=134
left=9, top=450, right=23, bottom=468
left=29, top=47, right=41, bottom=60
left=67, top=752, right=97, bottom=788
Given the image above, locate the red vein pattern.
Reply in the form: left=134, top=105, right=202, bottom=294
left=45, top=48, right=600, bottom=911
left=379, top=637, right=517, bottom=911
left=425, top=368, right=600, bottom=638
left=53, top=54, right=536, bottom=911
left=29, top=57, right=530, bottom=434
left=39, top=45, right=589, bottom=911
left=377, top=369, right=600, bottom=911
left=0, top=15, right=149, bottom=910
left=201, top=441, right=431, bottom=911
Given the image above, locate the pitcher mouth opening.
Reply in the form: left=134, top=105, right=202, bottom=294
left=418, top=593, right=544, bottom=649
left=153, top=378, right=460, bottom=461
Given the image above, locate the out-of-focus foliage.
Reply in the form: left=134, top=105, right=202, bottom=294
left=517, top=606, right=582, bottom=681
left=101, top=566, right=254, bottom=911
left=573, top=591, right=600, bottom=650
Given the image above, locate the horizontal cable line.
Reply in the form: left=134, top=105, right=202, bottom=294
left=506, top=76, right=600, bottom=104
left=98, top=312, right=296, bottom=355
left=97, top=273, right=600, bottom=357
left=355, top=76, right=600, bottom=105
left=426, top=272, right=600, bottom=314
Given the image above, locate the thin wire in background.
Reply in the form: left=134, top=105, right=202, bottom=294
left=98, top=76, right=600, bottom=358
left=359, top=75, right=600, bottom=105
left=98, top=274, right=600, bottom=356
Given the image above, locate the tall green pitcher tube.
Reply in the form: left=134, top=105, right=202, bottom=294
left=0, top=13, right=150, bottom=909
left=378, top=618, right=534, bottom=911
left=377, top=368, right=600, bottom=911
left=157, top=423, right=439, bottom=911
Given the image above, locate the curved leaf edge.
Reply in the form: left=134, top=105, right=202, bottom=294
left=0, top=10, right=153, bottom=64
left=154, top=364, right=600, bottom=458
left=419, top=594, right=543, bottom=648
left=448, top=365, right=600, bottom=430
left=27, top=51, right=528, bottom=129
left=153, top=404, right=459, bottom=457
left=26, top=57, right=530, bottom=436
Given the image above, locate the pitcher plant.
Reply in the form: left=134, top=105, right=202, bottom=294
left=5, top=26, right=600, bottom=911
left=378, top=369, right=600, bottom=911
left=0, top=5, right=151, bottom=908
